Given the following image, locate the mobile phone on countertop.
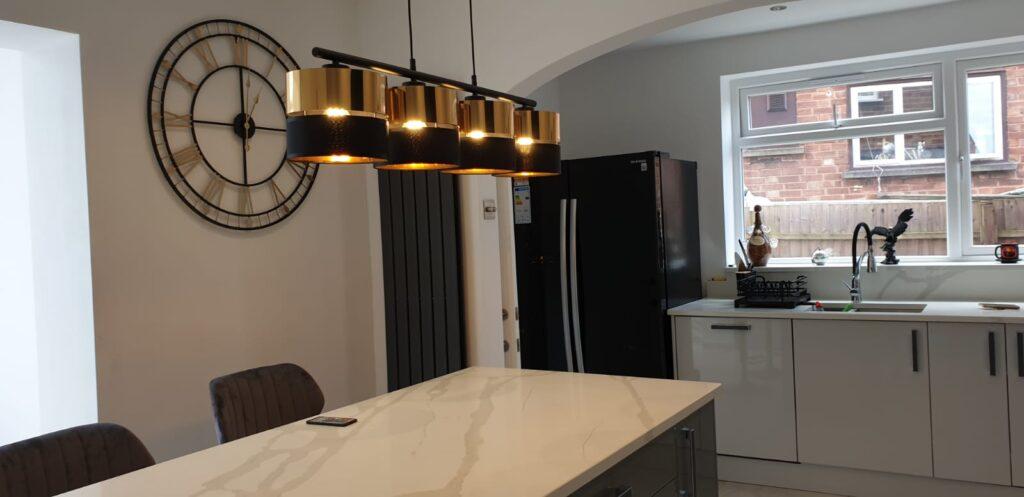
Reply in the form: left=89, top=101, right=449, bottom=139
left=306, top=416, right=357, bottom=427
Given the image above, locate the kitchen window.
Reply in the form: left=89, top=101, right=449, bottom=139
left=724, top=40, right=1024, bottom=263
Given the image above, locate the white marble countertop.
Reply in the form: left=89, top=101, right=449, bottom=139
left=669, top=298, right=1024, bottom=325
left=65, top=367, right=718, bottom=497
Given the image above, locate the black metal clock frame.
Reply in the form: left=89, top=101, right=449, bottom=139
left=147, top=19, right=317, bottom=230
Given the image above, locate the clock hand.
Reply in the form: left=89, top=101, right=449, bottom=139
left=237, top=66, right=249, bottom=184
left=191, top=119, right=283, bottom=132
left=246, top=52, right=279, bottom=117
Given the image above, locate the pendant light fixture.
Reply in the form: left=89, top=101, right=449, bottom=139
left=496, top=108, right=561, bottom=177
left=286, top=5, right=555, bottom=174
left=377, top=0, right=461, bottom=171
left=285, top=65, right=388, bottom=164
left=442, top=0, right=515, bottom=175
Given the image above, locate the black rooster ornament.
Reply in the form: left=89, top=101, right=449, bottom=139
left=871, top=208, right=914, bottom=265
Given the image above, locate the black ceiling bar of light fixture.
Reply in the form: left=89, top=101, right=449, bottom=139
left=310, top=47, right=538, bottom=108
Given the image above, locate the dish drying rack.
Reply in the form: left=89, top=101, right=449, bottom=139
left=734, top=272, right=810, bottom=308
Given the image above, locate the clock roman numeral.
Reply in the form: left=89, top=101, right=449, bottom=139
left=287, top=160, right=307, bottom=178
left=199, top=177, right=226, bottom=214
left=191, top=37, right=219, bottom=73
left=270, top=180, right=292, bottom=215
left=233, top=33, right=248, bottom=67
left=170, top=144, right=202, bottom=176
left=155, top=111, right=192, bottom=128
left=237, top=187, right=254, bottom=215
left=161, top=61, right=197, bottom=91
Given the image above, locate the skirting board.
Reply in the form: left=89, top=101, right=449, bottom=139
left=719, top=455, right=1024, bottom=497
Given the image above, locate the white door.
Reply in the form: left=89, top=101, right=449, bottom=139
left=930, top=322, right=1010, bottom=485
left=675, top=317, right=796, bottom=461
left=1009, top=326, right=1024, bottom=487
left=793, top=319, right=932, bottom=476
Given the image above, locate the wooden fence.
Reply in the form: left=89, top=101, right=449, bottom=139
left=746, top=197, right=1024, bottom=259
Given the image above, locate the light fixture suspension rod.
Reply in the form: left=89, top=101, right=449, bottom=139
left=468, top=0, right=477, bottom=87
left=310, top=47, right=538, bottom=108
left=406, top=0, right=416, bottom=71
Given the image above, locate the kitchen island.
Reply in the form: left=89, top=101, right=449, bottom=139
left=65, top=367, right=719, bottom=497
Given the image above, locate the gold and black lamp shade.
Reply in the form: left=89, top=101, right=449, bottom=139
left=285, top=65, right=388, bottom=164
left=377, top=82, right=460, bottom=171
left=444, top=96, right=515, bottom=175
left=496, top=108, right=561, bottom=178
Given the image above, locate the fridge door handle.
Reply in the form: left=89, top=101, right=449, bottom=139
left=569, top=198, right=585, bottom=373
left=559, top=199, right=574, bottom=372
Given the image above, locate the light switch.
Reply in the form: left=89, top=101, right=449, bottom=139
left=483, top=199, right=497, bottom=220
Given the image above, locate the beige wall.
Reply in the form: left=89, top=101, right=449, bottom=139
left=0, top=0, right=796, bottom=461
left=0, top=0, right=384, bottom=461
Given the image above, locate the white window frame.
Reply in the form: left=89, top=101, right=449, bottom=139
left=738, top=64, right=943, bottom=139
left=722, top=36, right=1024, bottom=266
left=956, top=54, right=1021, bottom=256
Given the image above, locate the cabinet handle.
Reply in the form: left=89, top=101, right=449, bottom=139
left=1017, top=332, right=1023, bottom=378
left=710, top=324, right=751, bottom=331
left=990, top=332, right=998, bottom=376
left=611, top=487, right=632, bottom=497
left=911, top=329, right=919, bottom=372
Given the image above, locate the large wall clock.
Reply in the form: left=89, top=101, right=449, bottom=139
left=148, top=19, right=316, bottom=230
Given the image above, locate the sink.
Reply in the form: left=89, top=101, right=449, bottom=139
left=817, top=302, right=927, bottom=313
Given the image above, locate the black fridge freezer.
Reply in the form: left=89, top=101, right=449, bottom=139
left=512, top=151, right=702, bottom=379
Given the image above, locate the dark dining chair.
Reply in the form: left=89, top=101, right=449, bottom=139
left=209, top=363, right=325, bottom=444
left=0, top=423, right=154, bottom=497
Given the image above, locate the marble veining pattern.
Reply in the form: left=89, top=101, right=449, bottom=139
left=64, top=367, right=718, bottom=497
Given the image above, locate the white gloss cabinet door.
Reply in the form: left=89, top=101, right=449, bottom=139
left=793, top=319, right=932, bottom=477
left=929, top=322, right=1010, bottom=485
left=1009, top=326, right=1024, bottom=488
left=675, top=317, right=797, bottom=461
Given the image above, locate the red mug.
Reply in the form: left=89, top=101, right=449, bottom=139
left=995, top=243, right=1020, bottom=263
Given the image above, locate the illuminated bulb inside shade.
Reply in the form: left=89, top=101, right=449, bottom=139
left=325, top=107, right=350, bottom=118
left=328, top=155, right=352, bottom=162
left=466, top=130, right=486, bottom=140
left=402, top=120, right=427, bottom=130
left=516, top=137, right=534, bottom=146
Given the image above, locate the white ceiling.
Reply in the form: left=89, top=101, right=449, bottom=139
left=627, top=0, right=960, bottom=50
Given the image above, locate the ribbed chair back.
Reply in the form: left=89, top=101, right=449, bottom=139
left=209, top=363, right=325, bottom=443
left=0, top=423, right=154, bottom=497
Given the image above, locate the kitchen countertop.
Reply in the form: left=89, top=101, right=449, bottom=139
left=669, top=298, right=1024, bottom=324
left=65, top=367, right=719, bottom=497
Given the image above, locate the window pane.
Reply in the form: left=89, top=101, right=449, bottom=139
left=904, top=131, right=945, bottom=161
left=967, top=75, right=1001, bottom=158
left=859, top=135, right=896, bottom=161
left=966, top=66, right=1023, bottom=247
left=856, top=90, right=894, bottom=117
left=742, top=138, right=948, bottom=258
left=854, top=131, right=946, bottom=166
left=746, top=74, right=934, bottom=130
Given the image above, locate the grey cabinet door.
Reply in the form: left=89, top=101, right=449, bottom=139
left=676, top=317, right=796, bottom=461
left=793, top=319, right=932, bottom=476
left=1008, top=327, right=1024, bottom=487
left=930, top=322, right=1010, bottom=485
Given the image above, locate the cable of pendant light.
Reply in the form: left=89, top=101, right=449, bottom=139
left=468, top=0, right=477, bottom=87
left=406, top=0, right=416, bottom=71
